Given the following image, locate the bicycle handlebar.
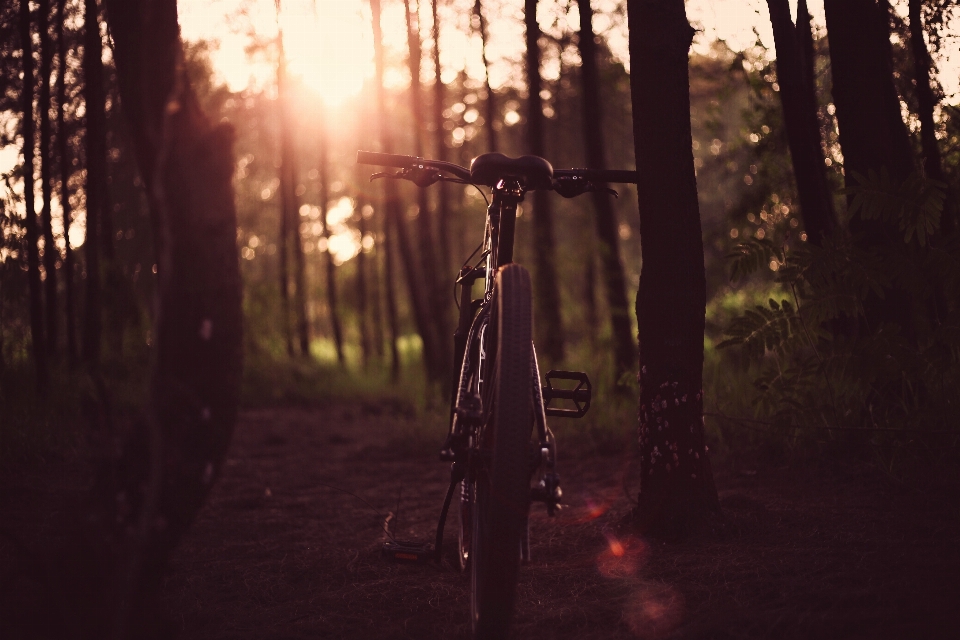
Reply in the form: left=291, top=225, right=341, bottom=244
left=356, top=150, right=638, bottom=188
left=356, top=150, right=473, bottom=182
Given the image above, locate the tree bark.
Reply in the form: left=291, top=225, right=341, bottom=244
left=766, top=0, right=837, bottom=244
left=20, top=0, right=49, bottom=390
left=39, top=0, right=60, bottom=356
left=524, top=0, right=564, bottom=364
left=431, top=0, right=452, bottom=275
left=908, top=0, right=952, bottom=234
left=276, top=31, right=310, bottom=357
left=76, top=0, right=243, bottom=634
left=577, top=0, right=636, bottom=381
left=81, top=0, right=104, bottom=369
left=318, top=114, right=344, bottom=365
left=823, top=0, right=915, bottom=188
left=57, top=0, right=77, bottom=364
left=372, top=0, right=433, bottom=380
left=823, top=0, right=918, bottom=335
left=404, top=0, right=451, bottom=382
left=474, top=0, right=498, bottom=152
left=627, top=0, right=719, bottom=539
left=355, top=187, right=371, bottom=368
left=276, top=36, right=294, bottom=357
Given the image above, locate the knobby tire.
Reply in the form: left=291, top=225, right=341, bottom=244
left=470, top=264, right=533, bottom=639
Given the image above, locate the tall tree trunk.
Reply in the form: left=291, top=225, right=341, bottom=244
left=474, top=0, right=497, bottom=152
left=524, top=0, right=564, bottom=363
left=371, top=0, right=434, bottom=380
left=627, top=0, right=719, bottom=539
left=431, top=0, right=451, bottom=275
left=577, top=0, right=635, bottom=381
left=318, top=114, right=344, bottom=365
left=56, top=0, right=245, bottom=634
left=276, top=35, right=294, bottom=357
left=404, top=0, right=450, bottom=381
left=20, top=0, right=49, bottom=390
left=277, top=27, right=310, bottom=357
left=39, top=0, right=60, bottom=357
left=766, top=0, right=837, bottom=244
left=823, top=0, right=918, bottom=333
left=82, top=0, right=104, bottom=369
left=355, top=188, right=371, bottom=368
left=57, top=0, right=77, bottom=364
left=823, top=0, right=915, bottom=188
left=908, top=0, right=952, bottom=234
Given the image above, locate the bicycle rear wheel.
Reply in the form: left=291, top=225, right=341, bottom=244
left=470, top=264, right=533, bottom=639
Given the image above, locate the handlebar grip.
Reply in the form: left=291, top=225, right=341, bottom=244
left=356, top=150, right=420, bottom=169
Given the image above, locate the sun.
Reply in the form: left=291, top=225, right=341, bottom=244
left=280, top=1, right=373, bottom=106
left=177, top=0, right=376, bottom=106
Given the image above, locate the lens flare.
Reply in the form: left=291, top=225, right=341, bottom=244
left=624, top=583, right=684, bottom=639
left=597, top=534, right=647, bottom=579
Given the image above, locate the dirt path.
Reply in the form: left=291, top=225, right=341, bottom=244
left=157, top=405, right=959, bottom=639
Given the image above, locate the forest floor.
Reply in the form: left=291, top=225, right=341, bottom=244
left=3, top=401, right=960, bottom=639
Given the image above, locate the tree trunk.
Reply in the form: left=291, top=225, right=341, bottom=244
left=766, top=0, right=837, bottom=244
left=276, top=31, right=310, bottom=357
left=823, top=0, right=918, bottom=334
left=81, top=0, right=104, bottom=369
left=524, top=0, right=564, bottom=364
left=908, top=0, right=952, bottom=234
left=57, top=0, right=77, bottom=364
left=38, top=0, right=60, bottom=357
left=371, top=0, right=434, bottom=380
left=823, top=0, right=915, bottom=188
left=318, top=114, right=344, bottom=365
left=627, top=0, right=719, bottom=539
left=20, top=0, right=49, bottom=390
left=75, top=0, right=243, bottom=634
left=355, top=188, right=371, bottom=368
left=431, top=0, right=452, bottom=275
left=474, top=0, right=498, bottom=152
left=577, top=0, right=636, bottom=381
left=404, top=0, right=450, bottom=382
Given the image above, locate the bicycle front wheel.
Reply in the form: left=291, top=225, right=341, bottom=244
left=471, top=263, right=533, bottom=639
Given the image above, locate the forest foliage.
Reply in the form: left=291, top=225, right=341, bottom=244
left=1, top=0, right=959, bottom=467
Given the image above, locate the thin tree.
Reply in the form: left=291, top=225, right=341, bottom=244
left=354, top=185, right=372, bottom=367
left=56, top=0, right=77, bottom=364
left=524, top=0, right=564, bottom=363
left=908, top=0, right=951, bottom=234
left=474, top=0, right=497, bottom=152
left=38, top=0, right=60, bottom=356
left=576, top=0, right=635, bottom=381
left=20, top=0, right=49, bottom=390
left=318, top=112, right=345, bottom=365
left=431, top=0, right=452, bottom=275
left=766, top=0, right=837, bottom=244
left=371, top=0, right=422, bottom=380
left=81, top=0, right=104, bottom=368
left=404, top=0, right=451, bottom=380
left=627, top=0, right=719, bottom=538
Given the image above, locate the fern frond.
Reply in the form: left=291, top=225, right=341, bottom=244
left=717, top=298, right=802, bottom=360
left=843, top=169, right=946, bottom=247
left=726, top=237, right=783, bottom=282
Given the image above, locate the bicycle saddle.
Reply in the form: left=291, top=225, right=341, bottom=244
left=470, top=153, right=554, bottom=190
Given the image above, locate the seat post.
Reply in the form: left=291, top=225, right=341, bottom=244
left=494, top=179, right=523, bottom=268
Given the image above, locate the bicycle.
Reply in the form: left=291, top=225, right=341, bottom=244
left=357, top=149, right=638, bottom=638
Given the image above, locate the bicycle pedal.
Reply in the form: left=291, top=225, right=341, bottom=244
left=382, top=540, right=434, bottom=564
left=542, top=370, right=591, bottom=418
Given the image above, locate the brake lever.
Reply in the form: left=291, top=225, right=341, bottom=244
left=552, top=177, right=619, bottom=199
left=369, top=168, right=443, bottom=188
